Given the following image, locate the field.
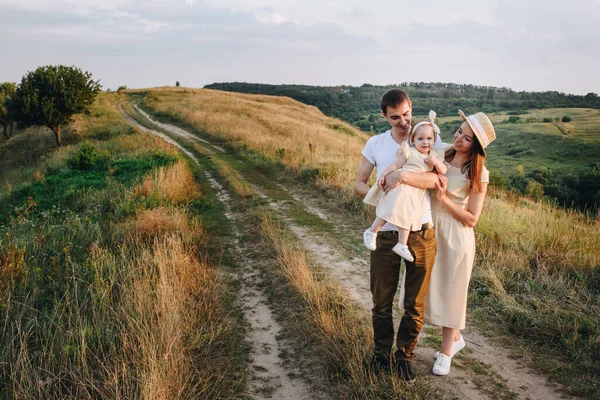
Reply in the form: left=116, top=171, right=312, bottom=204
left=1, top=88, right=598, bottom=399
left=435, top=108, right=600, bottom=175
left=137, top=87, right=599, bottom=397
left=0, top=93, right=248, bottom=398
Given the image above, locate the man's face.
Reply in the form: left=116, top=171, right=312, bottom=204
left=382, top=101, right=412, bottom=135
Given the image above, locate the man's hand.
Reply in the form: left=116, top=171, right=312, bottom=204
left=383, top=170, right=404, bottom=193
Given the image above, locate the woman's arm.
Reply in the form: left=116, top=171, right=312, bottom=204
left=435, top=175, right=487, bottom=228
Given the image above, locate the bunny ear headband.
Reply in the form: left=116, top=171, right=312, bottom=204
left=410, top=110, right=440, bottom=142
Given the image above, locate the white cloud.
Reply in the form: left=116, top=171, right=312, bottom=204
left=0, top=0, right=598, bottom=94
left=254, top=8, right=285, bottom=25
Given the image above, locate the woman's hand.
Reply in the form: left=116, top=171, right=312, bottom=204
left=435, top=175, right=448, bottom=201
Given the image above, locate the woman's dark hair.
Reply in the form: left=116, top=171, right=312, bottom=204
left=445, top=133, right=486, bottom=192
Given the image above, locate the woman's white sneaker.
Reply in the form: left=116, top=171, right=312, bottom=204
left=392, top=243, right=414, bottom=262
left=432, top=353, right=452, bottom=376
left=434, top=334, right=465, bottom=359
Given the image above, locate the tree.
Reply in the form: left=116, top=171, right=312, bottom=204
left=12, top=65, right=101, bottom=146
left=0, top=82, right=16, bottom=139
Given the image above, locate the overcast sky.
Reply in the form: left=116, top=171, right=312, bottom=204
left=1, top=0, right=599, bottom=94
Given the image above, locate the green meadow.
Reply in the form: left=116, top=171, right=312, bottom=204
left=436, top=107, right=600, bottom=174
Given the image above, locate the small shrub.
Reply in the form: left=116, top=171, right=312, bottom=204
left=543, top=118, right=552, bottom=123
left=300, top=167, right=320, bottom=182
left=562, top=116, right=572, bottom=122
left=506, top=116, right=521, bottom=123
left=69, top=144, right=107, bottom=170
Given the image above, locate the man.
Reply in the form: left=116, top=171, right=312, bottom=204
left=353, top=89, right=441, bottom=381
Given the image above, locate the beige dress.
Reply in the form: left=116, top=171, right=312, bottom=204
left=364, top=142, right=443, bottom=230
left=424, top=163, right=489, bottom=329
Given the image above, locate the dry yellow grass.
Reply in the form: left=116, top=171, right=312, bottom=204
left=135, top=160, right=200, bottom=204
left=133, top=207, right=194, bottom=241
left=479, top=190, right=599, bottom=272
left=258, top=213, right=398, bottom=398
left=142, top=88, right=370, bottom=190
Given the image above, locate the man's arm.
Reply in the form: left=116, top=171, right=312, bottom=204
left=354, top=156, right=375, bottom=197
left=383, top=170, right=438, bottom=193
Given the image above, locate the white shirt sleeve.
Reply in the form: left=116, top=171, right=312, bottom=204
left=361, top=137, right=376, bottom=165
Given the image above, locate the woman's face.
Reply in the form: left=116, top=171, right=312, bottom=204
left=453, top=121, right=475, bottom=153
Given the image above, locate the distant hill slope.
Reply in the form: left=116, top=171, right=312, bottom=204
left=204, top=81, right=600, bottom=132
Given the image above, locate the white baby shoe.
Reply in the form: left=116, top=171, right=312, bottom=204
left=434, top=334, right=465, bottom=359
left=432, top=353, right=452, bottom=376
left=392, top=243, right=414, bottom=262
left=363, top=229, right=377, bottom=251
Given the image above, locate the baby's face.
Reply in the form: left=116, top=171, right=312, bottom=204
left=412, top=125, right=435, bottom=154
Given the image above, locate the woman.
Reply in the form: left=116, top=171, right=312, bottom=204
left=424, top=110, right=496, bottom=376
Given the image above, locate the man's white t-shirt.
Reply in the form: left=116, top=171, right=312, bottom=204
left=361, top=130, right=445, bottom=232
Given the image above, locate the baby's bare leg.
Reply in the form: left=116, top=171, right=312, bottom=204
left=369, top=217, right=387, bottom=233
left=397, top=228, right=409, bottom=245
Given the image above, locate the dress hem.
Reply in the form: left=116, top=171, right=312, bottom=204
left=424, top=316, right=465, bottom=330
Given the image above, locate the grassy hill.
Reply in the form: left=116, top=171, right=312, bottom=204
left=137, top=87, right=599, bottom=397
left=0, top=93, right=247, bottom=398
left=205, top=83, right=600, bottom=210
left=435, top=107, right=600, bottom=174
left=1, top=88, right=598, bottom=398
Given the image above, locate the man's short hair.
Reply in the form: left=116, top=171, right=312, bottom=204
left=381, top=89, right=411, bottom=115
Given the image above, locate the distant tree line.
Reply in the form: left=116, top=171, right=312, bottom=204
left=205, top=82, right=600, bottom=133
left=490, top=166, right=600, bottom=212
left=1, top=65, right=101, bottom=146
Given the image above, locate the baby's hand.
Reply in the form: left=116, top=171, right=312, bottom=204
left=424, top=157, right=433, bottom=165
left=378, top=175, right=386, bottom=189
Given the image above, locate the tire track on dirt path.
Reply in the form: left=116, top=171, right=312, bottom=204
left=120, top=102, right=316, bottom=400
left=133, top=102, right=226, bottom=153
left=125, top=100, right=579, bottom=400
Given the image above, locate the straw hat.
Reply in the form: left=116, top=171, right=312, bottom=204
left=458, top=110, right=496, bottom=155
